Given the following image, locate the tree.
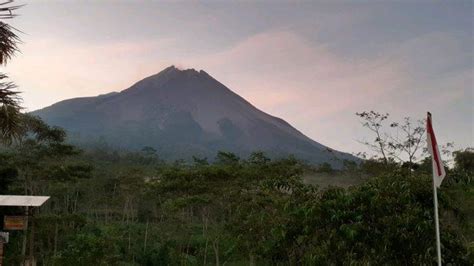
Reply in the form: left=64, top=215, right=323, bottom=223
left=247, top=151, right=270, bottom=166
left=453, top=148, right=474, bottom=173
left=356, top=111, right=452, bottom=170
left=4, top=115, right=80, bottom=196
left=386, top=116, right=426, bottom=166
left=215, top=151, right=240, bottom=166
left=0, top=1, right=22, bottom=143
left=356, top=111, right=390, bottom=164
left=449, top=148, right=474, bottom=184
left=317, top=162, right=334, bottom=173
left=0, top=162, right=17, bottom=193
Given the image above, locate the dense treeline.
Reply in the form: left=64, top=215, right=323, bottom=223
left=0, top=115, right=472, bottom=265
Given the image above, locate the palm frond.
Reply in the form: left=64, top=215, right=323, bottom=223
left=0, top=0, right=21, bottom=64
left=0, top=103, right=22, bottom=144
left=0, top=1, right=23, bottom=144
left=0, top=21, right=19, bottom=64
left=0, top=73, right=20, bottom=107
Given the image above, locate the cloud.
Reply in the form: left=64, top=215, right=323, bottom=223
left=188, top=30, right=404, bottom=116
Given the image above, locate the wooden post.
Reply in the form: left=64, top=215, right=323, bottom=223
left=21, top=206, right=29, bottom=261
left=28, top=210, right=35, bottom=266
left=0, top=242, right=4, bottom=266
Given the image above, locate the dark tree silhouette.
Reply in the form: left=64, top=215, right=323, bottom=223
left=0, top=0, right=22, bottom=143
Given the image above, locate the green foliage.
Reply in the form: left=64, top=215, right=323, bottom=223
left=247, top=151, right=270, bottom=166
left=54, top=228, right=121, bottom=265
left=317, top=162, right=334, bottom=173
left=451, top=148, right=474, bottom=185
left=0, top=164, right=17, bottom=194
left=222, top=172, right=470, bottom=264
left=215, top=151, right=240, bottom=166
left=136, top=242, right=174, bottom=266
left=454, top=148, right=474, bottom=173
left=0, top=118, right=471, bottom=264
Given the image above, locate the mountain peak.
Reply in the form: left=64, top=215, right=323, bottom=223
left=147, top=65, right=205, bottom=81
left=163, top=65, right=199, bottom=74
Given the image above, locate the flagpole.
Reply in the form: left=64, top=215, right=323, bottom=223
left=432, top=176, right=442, bottom=266
left=427, top=112, right=442, bottom=265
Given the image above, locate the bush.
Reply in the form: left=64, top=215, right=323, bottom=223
left=234, top=173, right=471, bottom=264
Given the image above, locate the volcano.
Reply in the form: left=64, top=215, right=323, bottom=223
left=33, top=66, right=356, bottom=165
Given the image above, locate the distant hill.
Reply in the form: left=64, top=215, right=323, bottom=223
left=33, top=66, right=356, bottom=165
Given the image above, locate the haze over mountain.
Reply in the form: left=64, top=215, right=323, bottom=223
left=33, top=66, right=356, bottom=165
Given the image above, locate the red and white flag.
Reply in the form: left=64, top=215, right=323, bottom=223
left=426, top=112, right=446, bottom=187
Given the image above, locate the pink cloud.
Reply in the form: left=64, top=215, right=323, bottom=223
left=186, top=30, right=405, bottom=117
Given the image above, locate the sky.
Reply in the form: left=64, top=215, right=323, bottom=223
left=4, top=0, right=473, bottom=155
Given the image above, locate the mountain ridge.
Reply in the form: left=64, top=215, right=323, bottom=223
left=32, top=66, right=356, bottom=165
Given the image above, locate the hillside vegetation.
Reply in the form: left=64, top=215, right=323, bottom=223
left=0, top=116, right=472, bottom=265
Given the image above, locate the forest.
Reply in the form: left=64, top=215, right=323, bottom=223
left=0, top=114, right=472, bottom=265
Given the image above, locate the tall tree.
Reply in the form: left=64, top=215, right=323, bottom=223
left=0, top=0, right=22, bottom=143
left=357, top=111, right=433, bottom=164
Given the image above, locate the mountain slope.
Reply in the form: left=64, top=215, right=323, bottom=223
left=33, top=66, right=356, bottom=165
